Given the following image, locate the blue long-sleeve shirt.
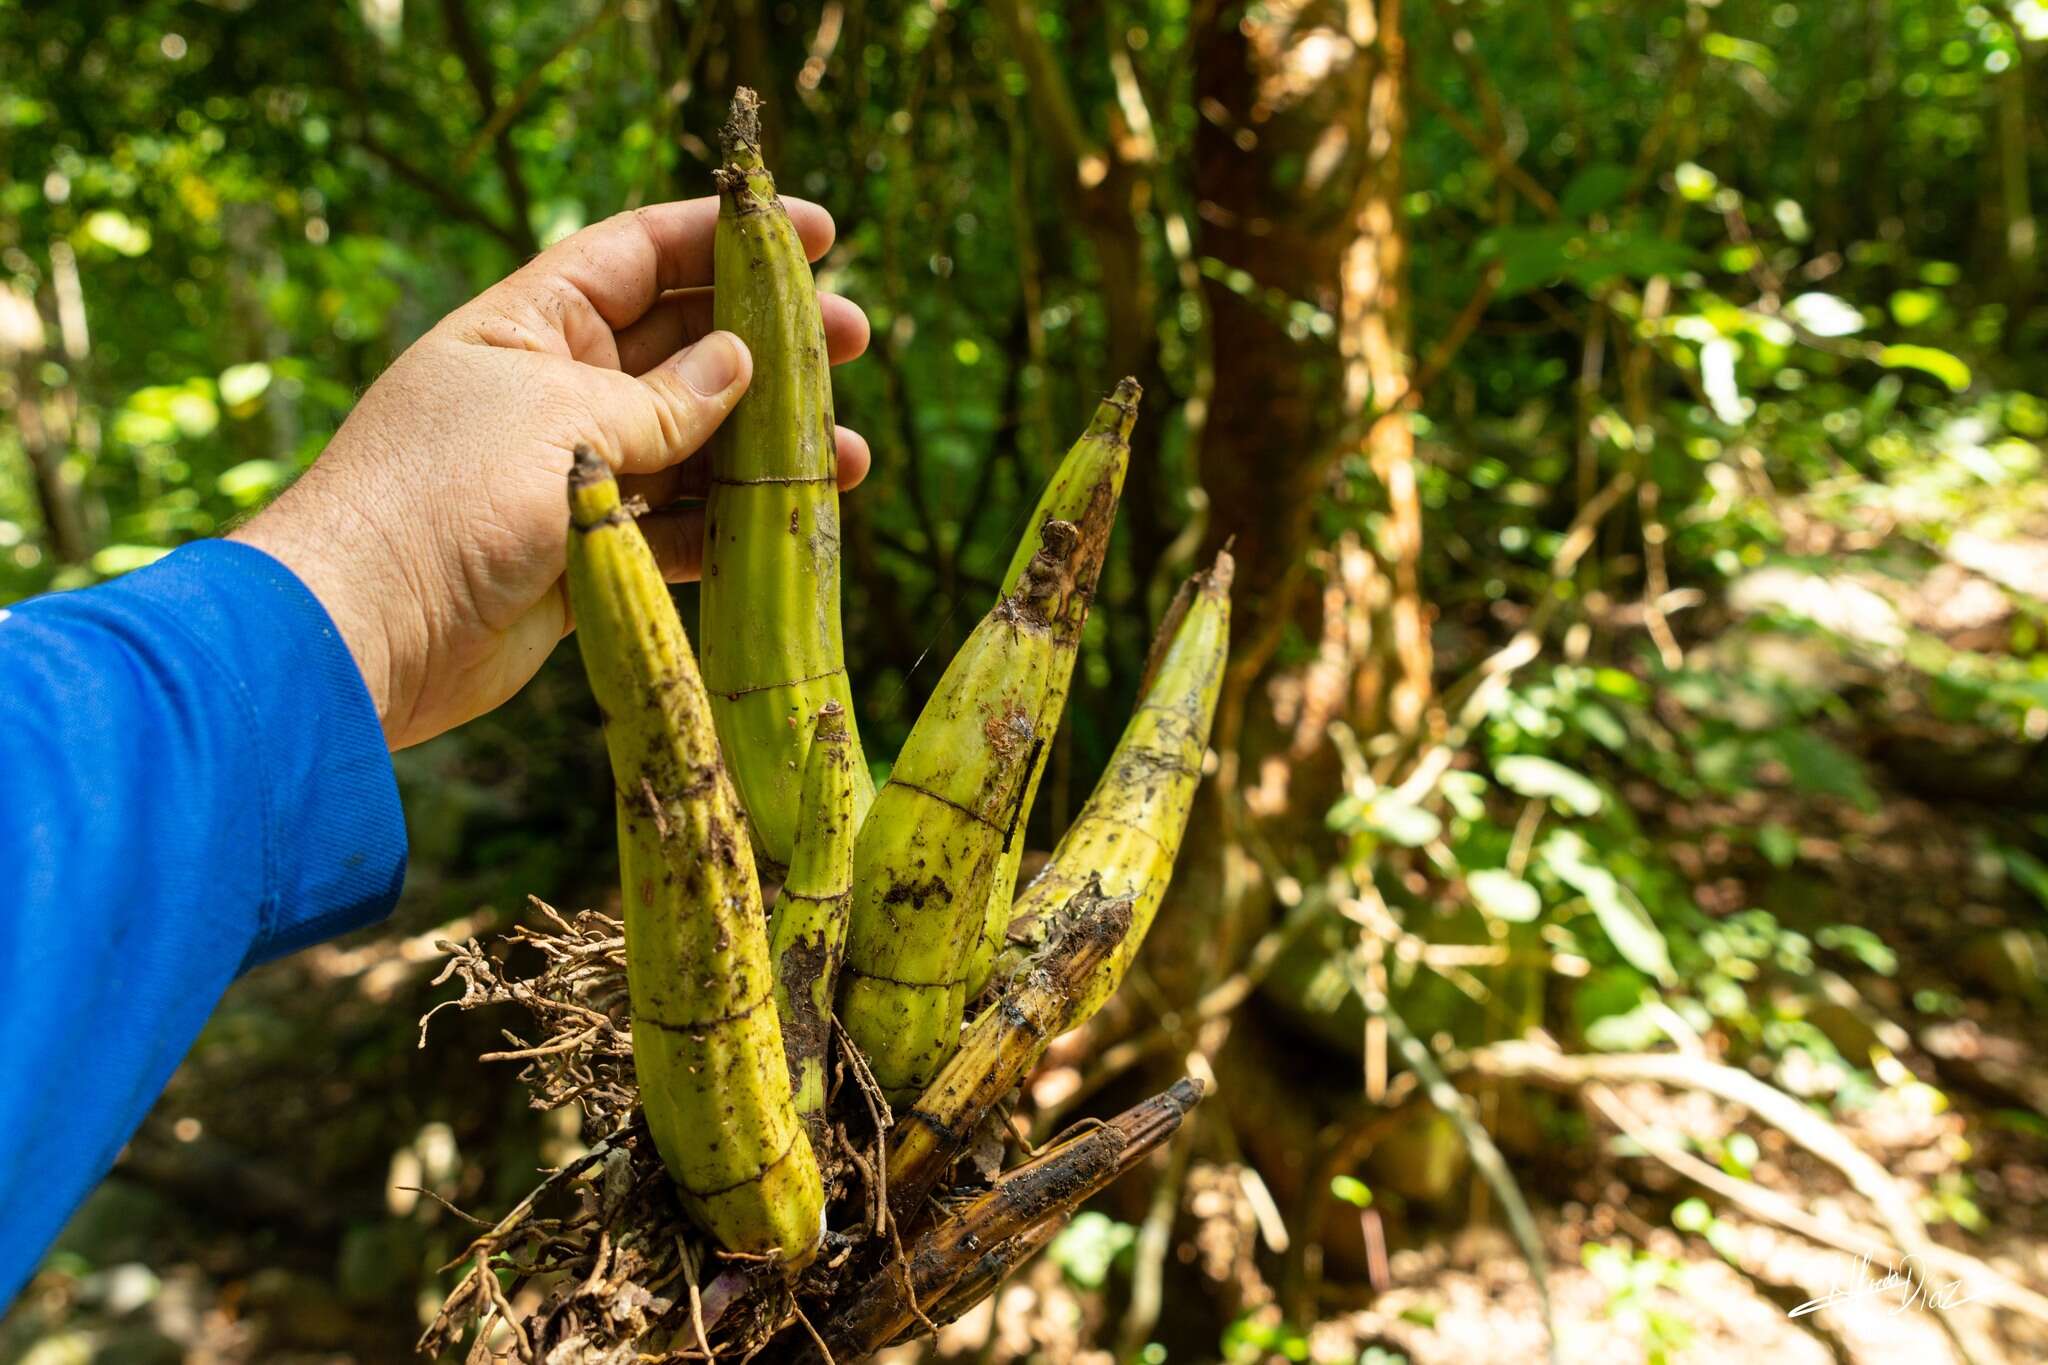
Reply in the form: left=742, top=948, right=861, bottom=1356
left=0, top=540, right=408, bottom=1305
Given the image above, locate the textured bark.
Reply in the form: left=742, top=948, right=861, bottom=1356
left=1168, top=0, right=1419, bottom=992
left=437, top=0, right=539, bottom=256
left=1345, top=0, right=1432, bottom=735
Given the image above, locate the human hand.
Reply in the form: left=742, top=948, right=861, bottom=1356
left=232, top=197, right=870, bottom=751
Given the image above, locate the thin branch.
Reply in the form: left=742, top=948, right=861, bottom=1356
left=986, top=0, right=1109, bottom=191
left=1414, top=84, right=1559, bottom=220
left=1429, top=0, right=1522, bottom=224
left=1384, top=469, right=1636, bottom=795
left=797, top=1, right=847, bottom=101
left=455, top=3, right=623, bottom=176
left=354, top=131, right=531, bottom=254
left=866, top=341, right=947, bottom=591
left=332, top=26, right=528, bottom=256
left=1405, top=259, right=1503, bottom=407
left=439, top=0, right=540, bottom=254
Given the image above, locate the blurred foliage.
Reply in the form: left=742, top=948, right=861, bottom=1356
left=4, top=0, right=2048, bottom=1360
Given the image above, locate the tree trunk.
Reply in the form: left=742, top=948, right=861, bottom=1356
left=1344, top=0, right=1431, bottom=737
left=1164, top=0, right=1420, bottom=992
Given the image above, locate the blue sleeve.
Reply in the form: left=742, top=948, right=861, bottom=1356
left=0, top=540, right=407, bottom=1305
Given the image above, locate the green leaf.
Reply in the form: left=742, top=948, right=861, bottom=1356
left=1439, top=770, right=1489, bottom=822
left=1573, top=965, right=1652, bottom=1032
left=1675, top=161, right=1719, bottom=202
left=2001, top=846, right=2048, bottom=913
left=1561, top=163, right=1631, bottom=219
left=218, top=361, right=273, bottom=410
left=1469, top=869, right=1542, bottom=923
left=1990, top=679, right=2048, bottom=713
left=89, top=544, right=170, bottom=577
left=1333, top=792, right=1442, bottom=847
left=1757, top=823, right=1799, bottom=869
left=1543, top=832, right=1675, bottom=983
left=1572, top=700, right=1630, bottom=751
left=1495, top=755, right=1604, bottom=816
left=1329, top=1175, right=1373, bottom=1208
left=1721, top=1132, right=1759, bottom=1176
left=1702, top=32, right=1778, bottom=76
left=1763, top=729, right=1876, bottom=812
left=1365, top=796, right=1442, bottom=847
left=1878, top=343, right=1971, bottom=392
left=1889, top=289, right=1941, bottom=327
left=218, top=458, right=288, bottom=506
left=1475, top=224, right=1701, bottom=299
left=1221, top=1312, right=1311, bottom=1362
left=1592, top=667, right=1649, bottom=702
left=1693, top=736, right=1757, bottom=793
left=1047, top=1212, right=1135, bottom=1290
left=1326, top=794, right=1368, bottom=830
left=1585, top=1002, right=1667, bottom=1051
left=1816, top=925, right=1899, bottom=975
left=82, top=209, right=151, bottom=257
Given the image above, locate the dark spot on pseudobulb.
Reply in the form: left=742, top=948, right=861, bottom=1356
left=981, top=701, right=1035, bottom=760
left=882, top=876, right=952, bottom=910
left=775, top=934, right=831, bottom=1090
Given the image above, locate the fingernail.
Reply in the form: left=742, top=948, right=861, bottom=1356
left=677, top=332, right=744, bottom=396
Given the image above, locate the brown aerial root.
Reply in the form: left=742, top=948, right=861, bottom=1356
left=420, top=898, right=635, bottom=1119
left=417, top=900, right=873, bottom=1363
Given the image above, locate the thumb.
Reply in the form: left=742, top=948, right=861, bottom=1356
left=584, top=331, right=753, bottom=476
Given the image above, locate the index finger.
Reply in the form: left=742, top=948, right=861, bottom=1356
left=490, top=193, right=837, bottom=337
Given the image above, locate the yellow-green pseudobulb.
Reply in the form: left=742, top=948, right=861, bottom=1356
left=701, top=87, right=872, bottom=871
left=1004, top=550, right=1232, bottom=1031
left=768, top=701, right=856, bottom=1133
left=961, top=380, right=1137, bottom=997
left=565, top=445, right=823, bottom=1268
left=837, top=519, right=1087, bottom=1100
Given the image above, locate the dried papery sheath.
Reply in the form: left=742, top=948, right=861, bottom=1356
left=837, top=517, right=1086, bottom=1100
left=887, top=883, right=1131, bottom=1219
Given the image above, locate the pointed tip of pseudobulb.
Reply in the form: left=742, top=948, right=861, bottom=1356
left=568, top=443, right=610, bottom=488
left=1205, top=544, right=1236, bottom=597
left=722, top=86, right=764, bottom=158
left=1084, top=376, right=1143, bottom=444
left=566, top=444, right=621, bottom=529
left=1111, top=376, right=1142, bottom=419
